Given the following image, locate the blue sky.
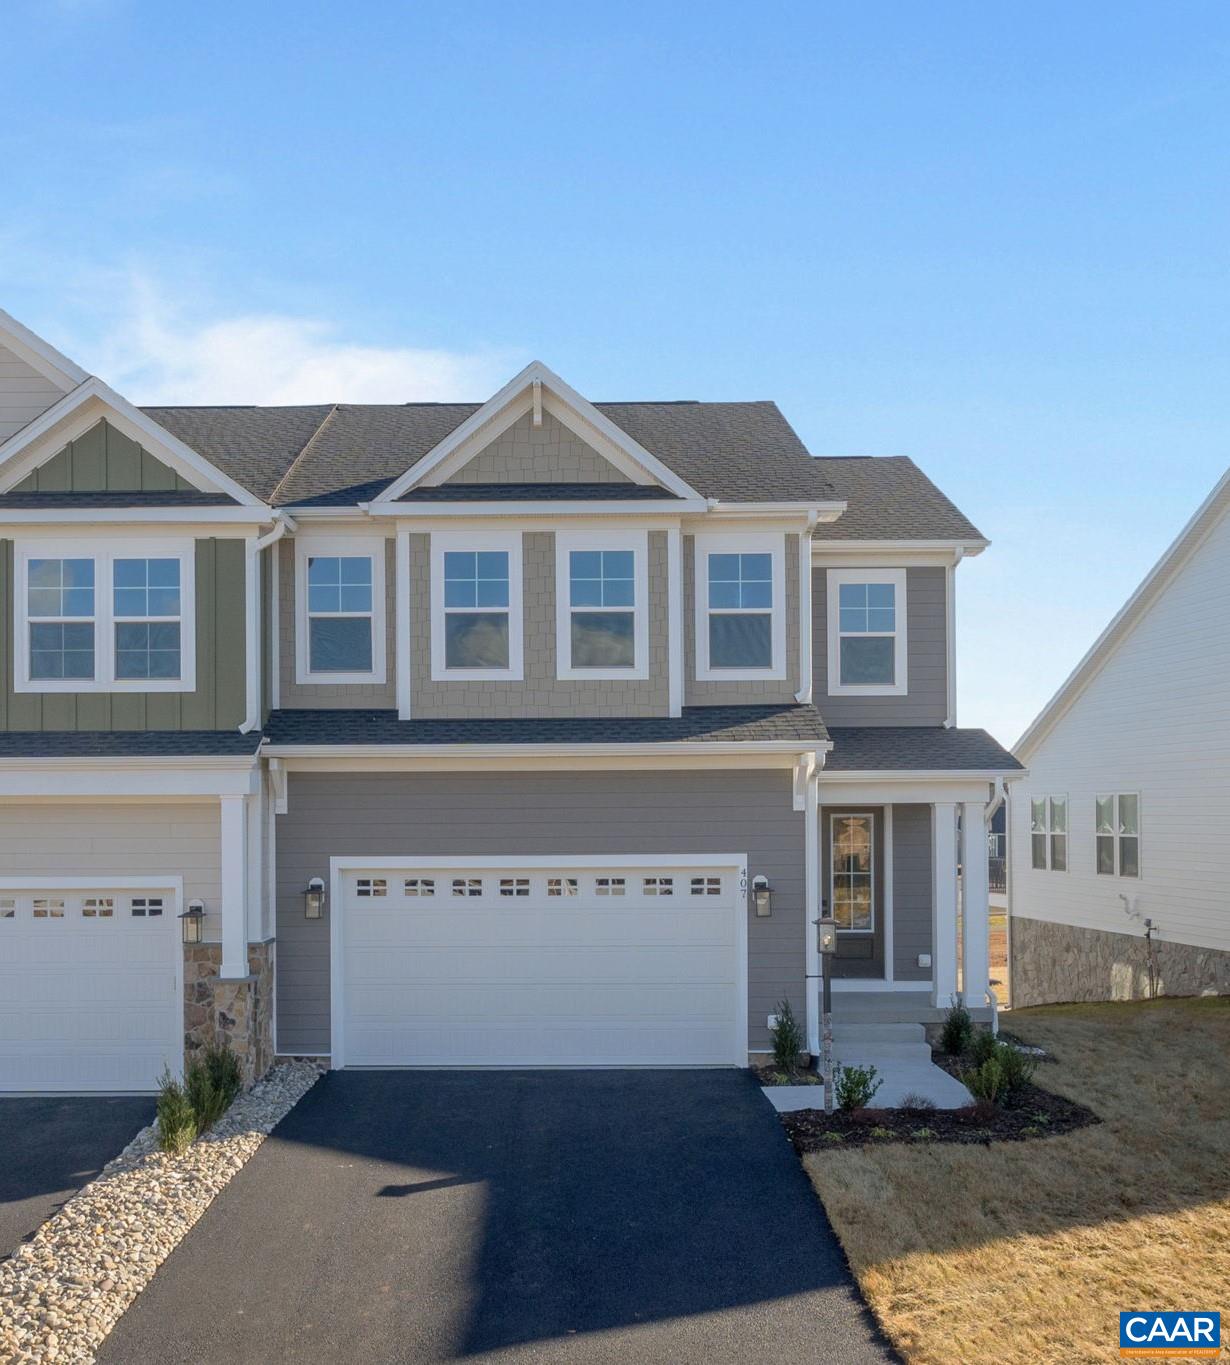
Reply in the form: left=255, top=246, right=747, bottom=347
left=3, top=1, right=1227, bottom=743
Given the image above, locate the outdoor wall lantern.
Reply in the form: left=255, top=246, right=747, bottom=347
left=751, top=874, right=773, bottom=917
left=304, top=876, right=327, bottom=920
left=816, top=914, right=838, bottom=956
left=179, top=899, right=205, bottom=945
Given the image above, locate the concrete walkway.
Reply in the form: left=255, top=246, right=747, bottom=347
left=100, top=1069, right=894, bottom=1364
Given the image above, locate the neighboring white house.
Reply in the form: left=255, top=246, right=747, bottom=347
left=1010, top=467, right=1230, bottom=1006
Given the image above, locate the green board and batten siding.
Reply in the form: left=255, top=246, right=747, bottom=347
left=10, top=420, right=196, bottom=493
left=0, top=538, right=246, bottom=731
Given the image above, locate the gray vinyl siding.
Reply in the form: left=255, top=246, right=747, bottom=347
left=683, top=533, right=801, bottom=706
left=11, top=419, right=195, bottom=492
left=891, top=803, right=933, bottom=981
left=812, top=565, right=948, bottom=726
left=409, top=530, right=671, bottom=718
left=443, top=410, right=632, bottom=484
left=0, top=538, right=246, bottom=731
left=274, top=769, right=804, bottom=1057
left=277, top=537, right=398, bottom=710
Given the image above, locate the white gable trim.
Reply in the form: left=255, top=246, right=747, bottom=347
left=1015, top=465, right=1230, bottom=759
left=0, top=309, right=89, bottom=391
left=373, top=361, right=701, bottom=503
left=0, top=379, right=267, bottom=508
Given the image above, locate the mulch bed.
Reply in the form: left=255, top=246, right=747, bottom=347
left=778, top=1047, right=1100, bottom=1153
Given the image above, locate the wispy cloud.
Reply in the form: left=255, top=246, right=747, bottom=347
left=78, top=276, right=520, bottom=406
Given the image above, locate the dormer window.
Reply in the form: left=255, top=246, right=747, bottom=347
left=555, top=531, right=648, bottom=680
left=295, top=536, right=387, bottom=685
left=14, top=540, right=196, bottom=693
left=693, top=534, right=786, bottom=681
left=826, top=568, right=908, bottom=696
left=430, top=531, right=524, bottom=680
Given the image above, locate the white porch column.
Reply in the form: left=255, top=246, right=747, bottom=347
left=961, top=800, right=990, bottom=1007
left=219, top=794, right=249, bottom=979
left=931, top=801, right=959, bottom=1007
left=804, top=771, right=820, bottom=1056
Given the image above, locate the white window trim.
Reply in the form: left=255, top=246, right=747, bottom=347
left=429, top=529, right=524, bottom=682
left=1030, top=793, right=1068, bottom=873
left=1095, top=792, right=1142, bottom=878
left=554, top=529, right=649, bottom=681
left=829, top=811, right=876, bottom=934
left=826, top=567, right=908, bottom=697
left=13, top=538, right=196, bottom=694
left=294, top=535, right=387, bottom=686
left=693, top=532, right=787, bottom=682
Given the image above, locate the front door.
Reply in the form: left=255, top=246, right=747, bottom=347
left=822, top=809, right=885, bottom=979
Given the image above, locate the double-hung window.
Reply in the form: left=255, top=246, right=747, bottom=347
left=826, top=568, right=908, bottom=695
left=694, top=535, right=786, bottom=680
left=1030, top=795, right=1067, bottom=871
left=555, top=531, right=648, bottom=679
left=1096, top=794, right=1140, bottom=877
left=295, top=537, right=386, bottom=684
left=15, top=541, right=195, bottom=692
left=430, top=531, right=523, bottom=680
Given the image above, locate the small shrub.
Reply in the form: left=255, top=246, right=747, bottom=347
left=835, top=1063, right=882, bottom=1112
left=940, top=1000, right=973, bottom=1055
left=821, top=1131, right=845, bottom=1143
left=1032, top=1111, right=1051, bottom=1125
left=899, top=1092, right=937, bottom=1115
left=996, top=1041, right=1037, bottom=1094
left=770, top=1071, right=791, bottom=1086
left=963, top=1055, right=1006, bottom=1106
left=869, top=1126, right=894, bottom=1139
left=184, top=1042, right=243, bottom=1135
left=770, top=998, right=805, bottom=1074
left=156, top=1071, right=198, bottom=1154
left=1020, top=1125, right=1041, bottom=1137
left=968, top=1029, right=999, bottom=1065
left=912, top=1126, right=936, bottom=1139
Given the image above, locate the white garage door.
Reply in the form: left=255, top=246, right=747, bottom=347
left=337, top=859, right=746, bottom=1067
left=0, top=884, right=181, bottom=1093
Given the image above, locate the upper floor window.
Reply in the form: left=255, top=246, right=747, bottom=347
left=14, top=541, right=195, bottom=693
left=430, top=531, right=523, bottom=680
left=295, top=537, right=387, bottom=685
left=1096, top=794, right=1140, bottom=877
left=1031, top=795, right=1067, bottom=871
left=555, top=531, right=648, bottom=680
left=694, top=534, right=786, bottom=681
left=826, top=568, right=908, bottom=697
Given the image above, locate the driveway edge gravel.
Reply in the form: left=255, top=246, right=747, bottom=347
left=0, top=1061, right=319, bottom=1364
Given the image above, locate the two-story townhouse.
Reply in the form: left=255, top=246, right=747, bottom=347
left=0, top=308, right=1021, bottom=1092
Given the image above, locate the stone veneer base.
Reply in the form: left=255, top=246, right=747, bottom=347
left=1012, top=916, right=1230, bottom=1008
left=183, top=941, right=275, bottom=1085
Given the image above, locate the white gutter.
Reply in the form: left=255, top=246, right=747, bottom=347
left=240, top=513, right=297, bottom=734
left=261, top=738, right=834, bottom=760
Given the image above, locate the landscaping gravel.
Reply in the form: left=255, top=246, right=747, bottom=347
left=0, top=1061, right=319, bottom=1364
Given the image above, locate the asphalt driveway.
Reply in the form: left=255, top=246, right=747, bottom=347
left=100, top=1070, right=892, bottom=1363
left=0, top=1096, right=154, bottom=1259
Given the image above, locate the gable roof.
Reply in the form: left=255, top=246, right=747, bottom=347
left=813, top=457, right=984, bottom=543
left=1015, top=465, right=1230, bottom=759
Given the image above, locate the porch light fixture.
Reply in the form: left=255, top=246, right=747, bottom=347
left=304, top=876, right=327, bottom=920
left=751, top=875, right=773, bottom=917
left=179, top=899, right=205, bottom=945
left=816, top=914, right=838, bottom=956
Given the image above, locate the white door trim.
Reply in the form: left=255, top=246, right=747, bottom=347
left=328, top=853, right=748, bottom=1070
left=0, top=875, right=184, bottom=1090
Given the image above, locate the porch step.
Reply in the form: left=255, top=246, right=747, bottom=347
left=832, top=1041, right=935, bottom=1068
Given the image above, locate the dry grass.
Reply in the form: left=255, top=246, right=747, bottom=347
left=804, top=997, right=1230, bottom=1364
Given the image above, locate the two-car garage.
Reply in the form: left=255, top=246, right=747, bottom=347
left=333, top=858, right=748, bottom=1068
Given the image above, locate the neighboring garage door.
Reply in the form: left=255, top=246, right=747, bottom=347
left=336, top=858, right=747, bottom=1067
left=0, top=883, right=181, bottom=1093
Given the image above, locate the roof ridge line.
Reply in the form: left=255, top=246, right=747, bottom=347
left=268, top=403, right=339, bottom=504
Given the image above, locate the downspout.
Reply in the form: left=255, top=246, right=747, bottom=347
left=794, top=509, right=819, bottom=704
left=985, top=776, right=1005, bottom=1028
left=803, top=751, right=822, bottom=1058
left=239, top=512, right=297, bottom=734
